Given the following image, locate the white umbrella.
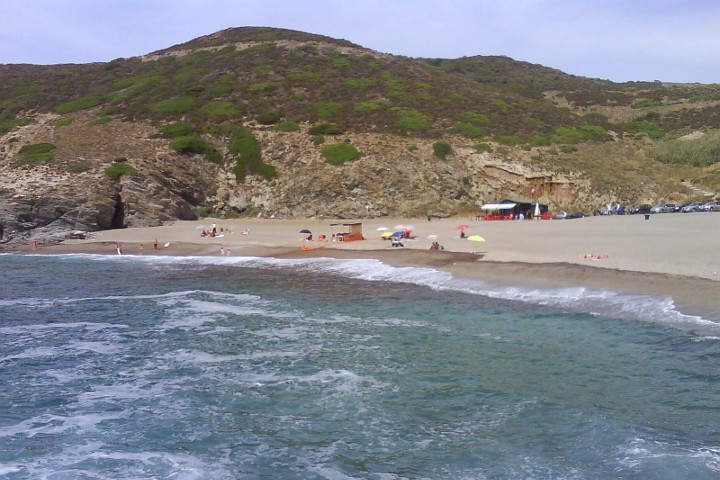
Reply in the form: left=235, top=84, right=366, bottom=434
left=376, top=227, right=389, bottom=231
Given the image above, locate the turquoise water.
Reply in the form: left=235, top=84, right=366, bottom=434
left=1, top=254, right=719, bottom=479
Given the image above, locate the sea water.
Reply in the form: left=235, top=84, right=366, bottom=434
left=1, top=253, right=719, bottom=479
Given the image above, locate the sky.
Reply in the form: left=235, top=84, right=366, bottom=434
left=1, top=0, right=718, bottom=83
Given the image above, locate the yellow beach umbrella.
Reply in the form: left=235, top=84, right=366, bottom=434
left=380, top=231, right=394, bottom=238
left=467, top=235, right=486, bottom=242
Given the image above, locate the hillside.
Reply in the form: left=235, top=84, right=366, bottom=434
left=1, top=26, right=719, bottom=245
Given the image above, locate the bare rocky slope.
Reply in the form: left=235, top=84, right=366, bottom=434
left=1, top=27, right=718, bottom=246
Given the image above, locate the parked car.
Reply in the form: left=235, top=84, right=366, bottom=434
left=700, top=201, right=717, bottom=212
left=712, top=201, right=720, bottom=212
left=553, top=210, right=568, bottom=219
left=631, top=204, right=652, bottom=214
left=650, top=203, right=675, bottom=214
left=681, top=202, right=703, bottom=212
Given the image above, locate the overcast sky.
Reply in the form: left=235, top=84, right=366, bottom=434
left=1, top=0, right=718, bottom=83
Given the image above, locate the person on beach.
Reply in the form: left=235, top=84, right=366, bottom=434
left=139, top=244, right=144, bottom=254
left=154, top=238, right=158, bottom=250
left=32, top=239, right=38, bottom=250
left=115, top=243, right=122, bottom=255
left=220, top=247, right=225, bottom=255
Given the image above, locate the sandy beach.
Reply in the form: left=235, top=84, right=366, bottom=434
left=12, top=213, right=720, bottom=321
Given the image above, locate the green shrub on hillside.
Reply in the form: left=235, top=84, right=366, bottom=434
left=168, top=134, right=222, bottom=164
left=200, top=100, right=241, bottom=116
left=150, top=96, right=197, bottom=115
left=550, top=125, right=608, bottom=144
left=308, top=123, right=344, bottom=135
left=161, top=122, right=194, bottom=137
left=312, top=135, right=325, bottom=145
left=474, top=143, right=492, bottom=153
left=453, top=123, right=485, bottom=139
left=105, top=162, right=137, bottom=180
left=256, top=111, right=283, bottom=125
left=56, top=118, right=73, bottom=128
left=433, top=142, right=453, bottom=159
left=0, top=117, right=33, bottom=134
left=247, top=81, right=279, bottom=92
left=461, top=112, right=489, bottom=126
left=314, top=101, right=342, bottom=120
left=529, top=135, right=551, bottom=147
left=353, top=100, right=385, bottom=112
left=395, top=108, right=432, bottom=131
left=56, top=95, right=104, bottom=114
left=321, top=143, right=361, bottom=165
left=89, top=116, right=111, bottom=126
left=18, top=143, right=55, bottom=164
left=496, top=135, right=520, bottom=146
left=274, top=121, right=299, bottom=132
left=170, top=135, right=208, bottom=154
left=621, top=119, right=663, bottom=139
left=330, top=52, right=351, bottom=67
left=343, top=78, right=376, bottom=89
left=651, top=130, right=720, bottom=167
left=631, top=98, right=663, bottom=109
left=229, top=129, right=276, bottom=181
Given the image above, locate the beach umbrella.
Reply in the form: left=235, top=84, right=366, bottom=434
left=456, top=224, right=470, bottom=230
left=467, top=235, right=486, bottom=242
left=380, top=231, right=394, bottom=238
left=299, top=229, right=312, bottom=234
left=427, top=234, right=438, bottom=240
left=376, top=226, right=389, bottom=231
left=393, top=224, right=408, bottom=231
left=405, top=225, right=416, bottom=231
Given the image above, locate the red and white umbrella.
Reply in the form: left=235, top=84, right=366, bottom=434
left=456, top=224, right=470, bottom=230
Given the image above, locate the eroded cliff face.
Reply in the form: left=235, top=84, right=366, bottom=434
left=0, top=112, right=593, bottom=246
left=0, top=113, right=217, bottom=245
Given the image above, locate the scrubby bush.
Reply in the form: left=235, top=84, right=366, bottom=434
left=474, top=143, right=492, bottom=153
left=321, top=143, right=361, bottom=165
left=56, top=118, right=73, bottom=128
left=150, top=96, right=197, bottom=115
left=353, top=100, right=385, bottom=112
left=454, top=122, right=485, bottom=139
left=395, top=108, right=431, bottom=131
left=229, top=129, right=276, bottom=181
left=56, top=95, right=104, bottom=114
left=311, top=135, right=325, bottom=145
left=433, top=141, right=453, bottom=159
left=621, top=119, right=663, bottom=139
left=105, top=162, right=137, bottom=180
left=161, top=122, right=194, bottom=137
left=651, top=130, right=720, bottom=167
left=343, top=78, right=376, bottom=89
left=0, top=117, right=33, bottom=134
left=274, top=121, right=299, bottom=132
left=496, top=135, right=521, bottom=146
left=256, top=111, right=283, bottom=125
left=314, top=101, right=342, bottom=120
left=170, top=135, right=208, bottom=154
left=18, top=143, right=55, bottom=164
left=461, top=112, right=489, bottom=126
left=200, top=100, right=241, bottom=116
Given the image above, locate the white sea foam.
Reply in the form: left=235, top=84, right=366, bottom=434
left=35, top=253, right=720, bottom=335
left=0, top=411, right=125, bottom=438
left=0, top=321, right=127, bottom=335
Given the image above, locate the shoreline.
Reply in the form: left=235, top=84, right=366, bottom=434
left=8, top=236, right=720, bottom=323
